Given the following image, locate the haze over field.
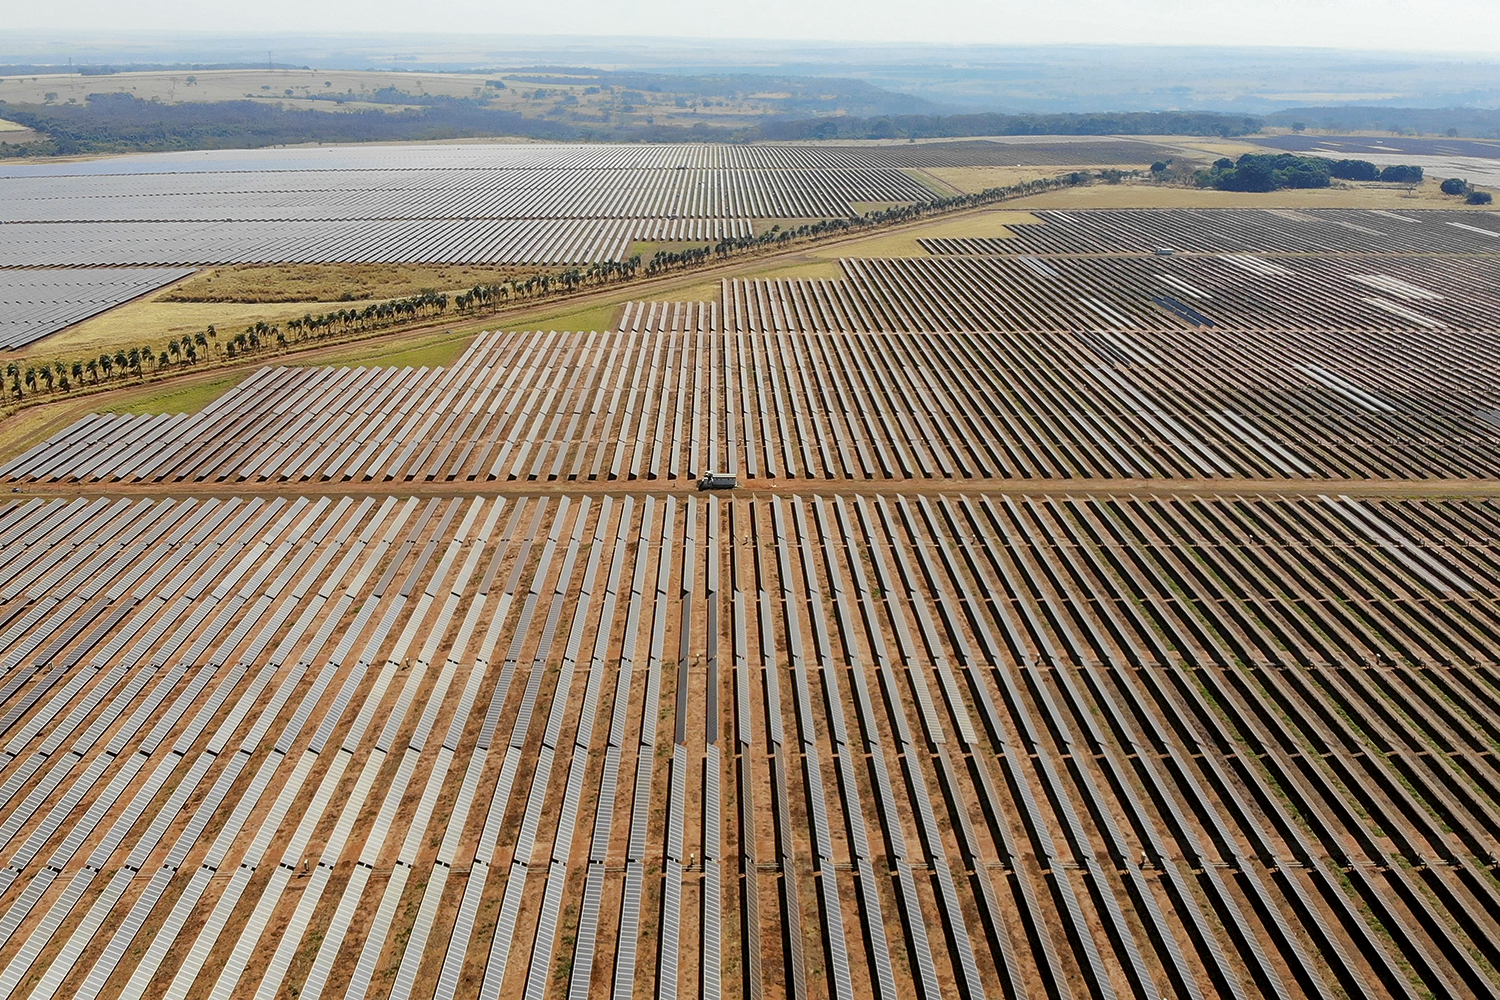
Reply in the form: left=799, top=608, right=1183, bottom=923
left=7, top=0, right=1500, bottom=52
left=5, top=22, right=1500, bottom=116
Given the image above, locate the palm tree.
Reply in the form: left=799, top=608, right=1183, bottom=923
left=71, top=362, right=83, bottom=384
left=100, top=355, right=113, bottom=379
left=23, top=367, right=35, bottom=394
left=86, top=359, right=97, bottom=382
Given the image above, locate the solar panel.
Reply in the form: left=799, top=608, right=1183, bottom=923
left=659, top=861, right=683, bottom=1000
left=667, top=744, right=688, bottom=863
left=612, top=862, right=644, bottom=1000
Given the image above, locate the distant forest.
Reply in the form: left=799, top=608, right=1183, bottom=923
left=1267, top=106, right=1500, bottom=138
left=0, top=92, right=1260, bottom=157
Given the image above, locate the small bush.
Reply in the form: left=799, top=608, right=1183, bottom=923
left=1441, top=177, right=1470, bottom=196
left=1468, top=190, right=1494, bottom=205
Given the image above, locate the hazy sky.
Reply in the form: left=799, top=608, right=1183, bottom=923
left=7, top=0, right=1500, bottom=54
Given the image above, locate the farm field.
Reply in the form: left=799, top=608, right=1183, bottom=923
left=0, top=200, right=1499, bottom=1000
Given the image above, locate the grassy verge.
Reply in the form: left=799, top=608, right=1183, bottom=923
left=303, top=328, right=477, bottom=369
left=99, top=371, right=255, bottom=415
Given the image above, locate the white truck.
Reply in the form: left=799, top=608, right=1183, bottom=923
left=697, top=471, right=737, bottom=490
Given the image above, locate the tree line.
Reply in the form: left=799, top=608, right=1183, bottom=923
left=1, top=93, right=1265, bottom=158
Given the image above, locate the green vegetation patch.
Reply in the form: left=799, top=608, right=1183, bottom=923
left=304, top=329, right=476, bottom=370
left=102, top=372, right=251, bottom=415
left=1196, top=153, right=1424, bottom=192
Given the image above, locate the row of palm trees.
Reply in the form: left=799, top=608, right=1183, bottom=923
left=6, top=329, right=227, bottom=401
left=447, top=257, right=648, bottom=311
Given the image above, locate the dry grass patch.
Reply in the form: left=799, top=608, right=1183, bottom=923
left=1141, top=137, right=1281, bottom=161
left=916, top=165, right=1103, bottom=194
left=15, top=297, right=385, bottom=366
left=163, top=263, right=541, bottom=304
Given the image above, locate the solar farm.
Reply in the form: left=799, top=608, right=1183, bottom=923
left=0, top=142, right=1012, bottom=268
left=0, top=268, right=194, bottom=350
left=2, top=157, right=1500, bottom=1000
left=0, top=139, right=1040, bottom=349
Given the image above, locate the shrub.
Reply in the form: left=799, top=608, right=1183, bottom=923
left=1379, top=164, right=1424, bottom=184
left=1441, top=177, right=1470, bottom=195
left=1330, top=159, right=1380, bottom=181
left=1468, top=191, right=1494, bottom=205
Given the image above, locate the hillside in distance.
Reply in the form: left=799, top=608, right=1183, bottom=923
left=0, top=63, right=1260, bottom=157
left=9, top=32, right=1500, bottom=113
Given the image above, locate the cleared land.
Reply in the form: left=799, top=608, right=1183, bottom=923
left=0, top=203, right=1499, bottom=1000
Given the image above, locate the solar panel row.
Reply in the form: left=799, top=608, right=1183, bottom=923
left=0, top=266, right=192, bottom=349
